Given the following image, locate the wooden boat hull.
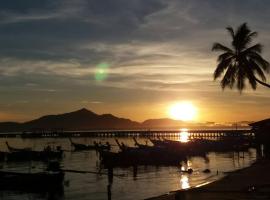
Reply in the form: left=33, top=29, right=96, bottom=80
left=72, top=143, right=111, bottom=151
left=0, top=150, right=63, bottom=162
left=70, top=138, right=111, bottom=151
left=6, top=142, right=32, bottom=152
left=72, top=143, right=96, bottom=151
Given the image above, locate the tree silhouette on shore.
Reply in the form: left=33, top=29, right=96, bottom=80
left=212, top=23, right=270, bottom=92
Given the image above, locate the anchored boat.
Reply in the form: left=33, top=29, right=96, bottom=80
left=4, top=142, right=63, bottom=161
left=69, top=138, right=111, bottom=151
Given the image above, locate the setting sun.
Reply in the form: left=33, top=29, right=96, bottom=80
left=169, top=102, right=197, bottom=121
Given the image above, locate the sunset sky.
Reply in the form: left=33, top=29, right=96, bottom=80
left=0, top=0, right=269, bottom=123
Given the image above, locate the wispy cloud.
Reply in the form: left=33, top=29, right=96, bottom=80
left=0, top=0, right=269, bottom=122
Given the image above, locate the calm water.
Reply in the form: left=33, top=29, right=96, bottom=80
left=0, top=134, right=257, bottom=200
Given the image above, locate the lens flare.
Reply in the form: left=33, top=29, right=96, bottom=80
left=95, top=62, right=109, bottom=81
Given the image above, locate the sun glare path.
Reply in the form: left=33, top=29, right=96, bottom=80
left=169, top=102, right=197, bottom=121
left=180, top=175, right=190, bottom=189
left=179, top=128, right=190, bottom=143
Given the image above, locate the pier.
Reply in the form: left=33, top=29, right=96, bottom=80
left=0, top=129, right=254, bottom=138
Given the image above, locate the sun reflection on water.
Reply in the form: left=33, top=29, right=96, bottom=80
left=180, top=159, right=192, bottom=189
left=179, top=128, right=190, bottom=143
left=180, top=175, right=190, bottom=189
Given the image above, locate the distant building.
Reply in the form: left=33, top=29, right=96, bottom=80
left=249, top=118, right=270, bottom=142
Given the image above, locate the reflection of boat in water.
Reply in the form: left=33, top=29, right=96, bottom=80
left=69, top=138, right=111, bottom=151
left=99, top=149, right=186, bottom=167
left=3, top=150, right=63, bottom=162
left=0, top=170, right=64, bottom=192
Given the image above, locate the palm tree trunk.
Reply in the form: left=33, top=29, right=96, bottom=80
left=255, top=77, right=270, bottom=88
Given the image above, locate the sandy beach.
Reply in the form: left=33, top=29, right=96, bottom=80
left=147, top=158, right=270, bottom=200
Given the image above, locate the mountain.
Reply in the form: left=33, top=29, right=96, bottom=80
left=0, top=108, right=140, bottom=132
left=20, top=108, right=140, bottom=131
left=0, top=122, right=22, bottom=132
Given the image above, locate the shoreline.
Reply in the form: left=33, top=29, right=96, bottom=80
left=146, top=158, right=270, bottom=200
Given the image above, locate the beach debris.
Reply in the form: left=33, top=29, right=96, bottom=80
left=203, top=169, right=211, bottom=173
left=181, top=168, right=193, bottom=174
left=47, top=161, right=61, bottom=171
left=64, top=180, right=70, bottom=187
left=247, top=185, right=257, bottom=192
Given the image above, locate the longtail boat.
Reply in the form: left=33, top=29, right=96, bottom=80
left=69, top=138, right=111, bottom=151
left=4, top=150, right=63, bottom=162
left=6, top=142, right=32, bottom=152
left=99, top=139, right=191, bottom=167
left=4, top=143, right=63, bottom=161
left=69, top=138, right=96, bottom=150
left=149, top=138, right=166, bottom=147
left=133, top=137, right=150, bottom=149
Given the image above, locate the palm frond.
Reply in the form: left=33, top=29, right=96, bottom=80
left=214, top=58, right=232, bottom=80
left=221, top=64, right=236, bottom=89
left=249, top=60, right=267, bottom=82
left=247, top=75, right=257, bottom=90
left=226, top=27, right=234, bottom=39
left=233, top=23, right=252, bottom=50
left=212, top=43, right=233, bottom=52
left=248, top=31, right=258, bottom=38
left=248, top=52, right=270, bottom=72
left=217, top=52, right=234, bottom=62
left=241, top=61, right=257, bottom=90
left=236, top=67, right=246, bottom=91
left=242, top=30, right=256, bottom=47
left=243, top=44, right=262, bottom=54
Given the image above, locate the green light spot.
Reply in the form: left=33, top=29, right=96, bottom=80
left=95, top=62, right=109, bottom=81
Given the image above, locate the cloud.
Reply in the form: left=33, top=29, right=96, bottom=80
left=0, top=0, right=269, bottom=121
left=81, top=100, right=103, bottom=104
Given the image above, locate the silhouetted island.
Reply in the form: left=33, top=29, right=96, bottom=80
left=0, top=108, right=251, bottom=132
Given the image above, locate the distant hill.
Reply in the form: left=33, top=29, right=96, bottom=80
left=0, top=108, right=140, bottom=132
left=0, top=108, right=252, bottom=132
left=0, top=122, right=22, bottom=132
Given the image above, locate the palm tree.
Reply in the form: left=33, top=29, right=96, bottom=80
left=212, top=23, right=270, bottom=92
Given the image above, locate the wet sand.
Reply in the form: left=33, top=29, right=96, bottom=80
left=146, top=158, right=270, bottom=200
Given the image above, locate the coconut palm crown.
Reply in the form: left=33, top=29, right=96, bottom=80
left=212, top=23, right=270, bottom=92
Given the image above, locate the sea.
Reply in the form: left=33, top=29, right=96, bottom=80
left=0, top=131, right=258, bottom=200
